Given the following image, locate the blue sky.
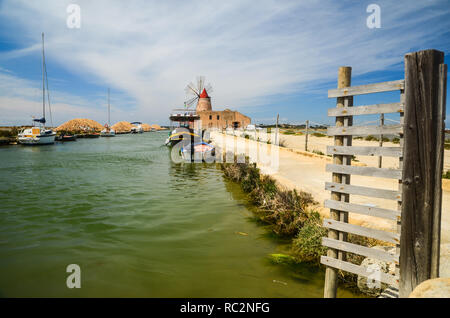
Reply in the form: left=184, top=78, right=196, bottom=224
left=0, top=0, right=449, bottom=126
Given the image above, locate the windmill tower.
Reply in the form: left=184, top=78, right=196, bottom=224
left=184, top=76, right=213, bottom=112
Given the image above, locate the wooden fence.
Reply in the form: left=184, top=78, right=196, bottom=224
left=322, top=49, right=447, bottom=298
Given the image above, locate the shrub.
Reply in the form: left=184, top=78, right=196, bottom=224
left=292, top=211, right=327, bottom=264
left=364, top=135, right=378, bottom=141
left=312, top=132, right=326, bottom=137
left=443, top=170, right=450, bottom=179
left=391, top=137, right=400, bottom=144
left=221, top=159, right=316, bottom=237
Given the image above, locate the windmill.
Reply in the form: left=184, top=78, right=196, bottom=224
left=184, top=76, right=213, bottom=109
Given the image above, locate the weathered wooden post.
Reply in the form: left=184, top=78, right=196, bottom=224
left=275, top=113, right=279, bottom=145
left=399, top=49, right=447, bottom=297
left=323, top=66, right=352, bottom=298
left=378, top=113, right=384, bottom=168
left=305, top=120, right=309, bottom=151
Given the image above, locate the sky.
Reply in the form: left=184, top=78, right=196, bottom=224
left=0, top=0, right=449, bottom=127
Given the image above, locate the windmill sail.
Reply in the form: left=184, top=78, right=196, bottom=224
left=184, top=76, right=212, bottom=109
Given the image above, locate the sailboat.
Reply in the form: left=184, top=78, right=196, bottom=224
left=18, top=33, right=56, bottom=145
left=100, top=88, right=116, bottom=137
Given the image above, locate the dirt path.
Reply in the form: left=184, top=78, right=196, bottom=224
left=210, top=131, right=450, bottom=277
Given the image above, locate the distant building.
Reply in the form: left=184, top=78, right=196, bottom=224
left=195, top=89, right=251, bottom=129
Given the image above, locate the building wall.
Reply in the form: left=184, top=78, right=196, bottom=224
left=197, top=109, right=251, bottom=129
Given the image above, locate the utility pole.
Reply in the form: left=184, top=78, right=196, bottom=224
left=305, top=120, right=309, bottom=151
left=275, top=113, right=279, bottom=145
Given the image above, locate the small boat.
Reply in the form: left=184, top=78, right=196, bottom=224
left=85, top=133, right=100, bottom=138
left=100, top=88, right=116, bottom=137
left=131, top=122, right=144, bottom=134
left=181, top=141, right=215, bottom=161
left=61, top=135, right=76, bottom=141
left=18, top=33, right=56, bottom=146
left=165, top=108, right=200, bottom=147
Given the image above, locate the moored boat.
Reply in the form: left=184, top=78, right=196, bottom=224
left=18, top=126, right=56, bottom=145
left=18, top=33, right=56, bottom=146
left=181, top=141, right=215, bottom=162
left=100, top=88, right=116, bottom=137
left=131, top=122, right=144, bottom=134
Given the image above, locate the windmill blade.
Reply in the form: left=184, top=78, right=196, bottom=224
left=204, top=83, right=213, bottom=95
left=185, top=82, right=199, bottom=96
left=185, top=96, right=199, bottom=107
left=196, top=76, right=205, bottom=93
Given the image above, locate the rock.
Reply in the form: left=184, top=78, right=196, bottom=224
left=409, top=278, right=450, bottom=298
left=357, top=246, right=396, bottom=297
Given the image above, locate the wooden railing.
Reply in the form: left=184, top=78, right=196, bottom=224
left=322, top=49, right=447, bottom=298
left=322, top=69, right=403, bottom=297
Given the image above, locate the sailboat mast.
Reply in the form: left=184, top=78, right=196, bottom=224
left=108, top=88, right=110, bottom=126
left=41, top=32, right=45, bottom=122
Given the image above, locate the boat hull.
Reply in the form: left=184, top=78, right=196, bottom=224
left=18, top=134, right=56, bottom=145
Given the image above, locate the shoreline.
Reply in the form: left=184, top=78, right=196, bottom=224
left=211, top=131, right=450, bottom=280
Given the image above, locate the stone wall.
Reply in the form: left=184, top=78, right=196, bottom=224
left=197, top=109, right=251, bottom=129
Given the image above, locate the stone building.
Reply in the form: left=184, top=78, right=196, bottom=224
left=195, top=89, right=251, bottom=129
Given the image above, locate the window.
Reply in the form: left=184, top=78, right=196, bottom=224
left=217, top=115, right=220, bottom=120
left=209, top=115, right=212, bottom=120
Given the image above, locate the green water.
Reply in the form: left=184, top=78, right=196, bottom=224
left=0, top=132, right=357, bottom=297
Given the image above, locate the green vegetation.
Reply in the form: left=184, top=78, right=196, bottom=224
left=281, top=129, right=296, bottom=135
left=443, top=170, right=450, bottom=179
left=391, top=137, right=400, bottom=144
left=291, top=211, right=327, bottom=264
left=312, top=132, right=326, bottom=137
left=364, top=135, right=378, bottom=141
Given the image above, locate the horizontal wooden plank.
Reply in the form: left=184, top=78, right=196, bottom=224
left=324, top=199, right=400, bottom=220
left=323, top=218, right=400, bottom=244
left=322, top=237, right=399, bottom=263
left=326, top=164, right=402, bottom=179
left=327, top=146, right=402, bottom=157
left=325, top=182, right=401, bottom=201
left=327, top=125, right=403, bottom=136
left=328, top=103, right=404, bottom=117
left=320, top=256, right=399, bottom=287
left=328, top=80, right=405, bottom=98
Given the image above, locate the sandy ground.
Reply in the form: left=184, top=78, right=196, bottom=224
left=210, top=131, right=450, bottom=277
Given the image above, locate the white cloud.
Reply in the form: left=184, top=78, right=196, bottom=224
left=0, top=0, right=449, bottom=125
left=0, top=71, right=131, bottom=126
